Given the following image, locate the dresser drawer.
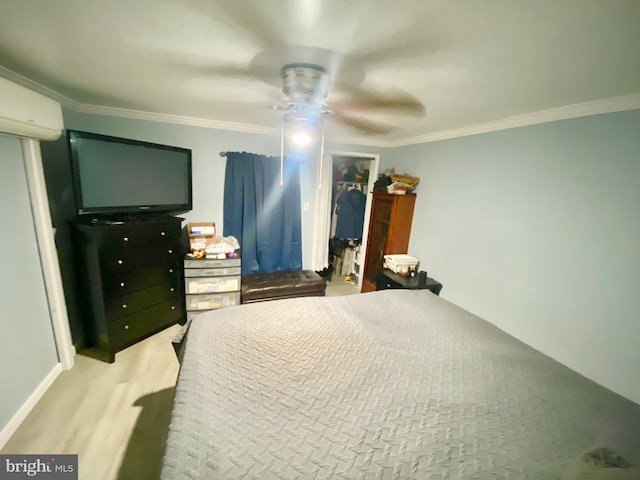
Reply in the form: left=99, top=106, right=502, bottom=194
left=184, top=266, right=241, bottom=277
left=102, top=261, right=181, bottom=296
left=185, top=276, right=240, bottom=294
left=109, top=299, right=183, bottom=348
left=186, top=292, right=240, bottom=311
left=184, top=258, right=241, bottom=269
left=101, top=244, right=179, bottom=272
left=105, top=283, right=180, bottom=320
left=100, top=236, right=178, bottom=260
left=102, top=221, right=181, bottom=247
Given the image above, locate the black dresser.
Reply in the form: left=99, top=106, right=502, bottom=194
left=72, top=215, right=186, bottom=362
left=376, top=269, right=443, bottom=296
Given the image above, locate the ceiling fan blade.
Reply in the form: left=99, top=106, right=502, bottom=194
left=188, top=64, right=255, bottom=78
left=163, top=55, right=282, bottom=80
left=330, top=109, right=394, bottom=135
left=331, top=83, right=426, bottom=115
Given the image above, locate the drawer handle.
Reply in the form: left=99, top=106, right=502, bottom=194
left=120, top=282, right=125, bottom=287
left=169, top=268, right=174, bottom=273
left=171, top=305, right=176, bottom=310
left=117, top=260, right=123, bottom=265
left=170, top=287, right=174, bottom=292
left=168, top=249, right=173, bottom=254
left=161, top=231, right=166, bottom=236
left=122, top=304, right=127, bottom=309
left=123, top=237, right=129, bottom=242
left=124, top=325, right=129, bottom=330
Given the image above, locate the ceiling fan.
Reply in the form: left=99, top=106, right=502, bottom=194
left=162, top=0, right=438, bottom=138
left=266, top=60, right=425, bottom=185
left=274, top=61, right=425, bottom=137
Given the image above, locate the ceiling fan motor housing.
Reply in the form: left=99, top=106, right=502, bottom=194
left=281, top=64, right=331, bottom=105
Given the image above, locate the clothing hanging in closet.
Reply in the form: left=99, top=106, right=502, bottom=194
left=334, top=187, right=367, bottom=240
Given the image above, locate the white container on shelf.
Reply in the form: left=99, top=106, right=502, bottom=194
left=384, top=254, right=419, bottom=275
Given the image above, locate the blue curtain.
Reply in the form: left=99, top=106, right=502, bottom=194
left=223, top=152, right=302, bottom=274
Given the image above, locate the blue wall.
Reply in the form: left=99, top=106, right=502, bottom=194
left=62, top=110, right=384, bottom=269
left=385, top=110, right=640, bottom=403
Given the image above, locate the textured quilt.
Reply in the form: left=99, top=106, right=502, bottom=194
left=161, top=290, right=640, bottom=479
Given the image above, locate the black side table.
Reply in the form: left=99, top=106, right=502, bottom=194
left=375, top=269, right=443, bottom=296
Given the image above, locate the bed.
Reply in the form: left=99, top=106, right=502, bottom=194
left=161, top=290, right=640, bottom=479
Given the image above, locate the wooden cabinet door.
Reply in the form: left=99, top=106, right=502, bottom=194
left=363, top=196, right=392, bottom=286
left=386, top=195, right=416, bottom=253
left=361, top=193, right=416, bottom=292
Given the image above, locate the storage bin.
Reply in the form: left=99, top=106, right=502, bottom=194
left=184, top=258, right=241, bottom=269
left=186, top=292, right=241, bottom=311
left=184, top=266, right=241, bottom=277
left=384, top=254, right=419, bottom=275
left=185, top=276, right=240, bottom=294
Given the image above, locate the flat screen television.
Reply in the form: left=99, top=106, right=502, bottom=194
left=67, top=130, right=192, bottom=217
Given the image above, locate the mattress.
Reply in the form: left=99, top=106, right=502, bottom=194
left=161, top=290, right=640, bottom=479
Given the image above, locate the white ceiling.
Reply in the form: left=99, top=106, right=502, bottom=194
left=1, top=0, right=639, bottom=145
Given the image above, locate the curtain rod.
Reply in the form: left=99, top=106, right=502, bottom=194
left=219, top=151, right=227, bottom=157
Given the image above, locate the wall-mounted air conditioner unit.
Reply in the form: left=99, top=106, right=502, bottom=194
left=0, top=76, right=63, bottom=140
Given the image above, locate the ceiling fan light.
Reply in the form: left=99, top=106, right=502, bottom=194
left=281, top=64, right=331, bottom=103
left=291, top=132, right=312, bottom=146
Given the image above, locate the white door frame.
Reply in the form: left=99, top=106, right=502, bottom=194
left=326, top=150, right=380, bottom=291
left=22, top=138, right=75, bottom=370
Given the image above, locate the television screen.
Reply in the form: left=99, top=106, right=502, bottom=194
left=68, top=130, right=192, bottom=216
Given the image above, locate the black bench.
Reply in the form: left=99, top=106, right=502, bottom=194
left=241, top=270, right=327, bottom=304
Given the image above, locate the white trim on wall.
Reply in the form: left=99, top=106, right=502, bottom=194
left=388, top=93, right=640, bottom=147
left=73, top=104, right=392, bottom=148
left=1, top=66, right=639, bottom=148
left=21, top=138, right=75, bottom=370
left=75, top=104, right=279, bottom=136
left=0, top=363, right=62, bottom=449
left=69, top=93, right=640, bottom=147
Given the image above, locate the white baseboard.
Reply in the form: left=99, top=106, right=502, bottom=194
left=0, top=363, right=62, bottom=449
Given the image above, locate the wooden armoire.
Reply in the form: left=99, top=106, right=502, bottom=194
left=361, top=193, right=416, bottom=293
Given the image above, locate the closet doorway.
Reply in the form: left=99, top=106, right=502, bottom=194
left=324, top=152, right=379, bottom=293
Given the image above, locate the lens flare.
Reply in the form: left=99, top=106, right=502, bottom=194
left=291, top=132, right=312, bottom=146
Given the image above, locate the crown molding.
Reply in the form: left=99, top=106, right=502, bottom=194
left=0, top=66, right=78, bottom=110
left=75, top=103, right=280, bottom=136
left=80, top=93, right=640, bottom=148
left=75, top=103, right=393, bottom=147
left=2, top=66, right=638, bottom=148
left=388, top=93, right=640, bottom=148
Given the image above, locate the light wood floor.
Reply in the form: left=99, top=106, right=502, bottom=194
left=1, top=325, right=181, bottom=480
left=2, top=279, right=358, bottom=480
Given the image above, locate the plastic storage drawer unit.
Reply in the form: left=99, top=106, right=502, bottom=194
left=184, top=254, right=241, bottom=319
